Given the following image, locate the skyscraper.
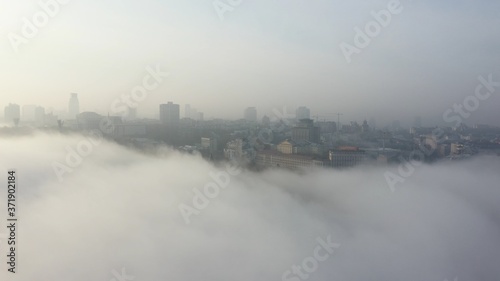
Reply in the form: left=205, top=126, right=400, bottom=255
left=4, top=103, right=20, bottom=123
left=295, top=106, right=310, bottom=120
left=160, top=102, right=180, bottom=124
left=291, top=119, right=320, bottom=143
left=34, top=106, right=45, bottom=126
left=368, top=118, right=377, bottom=130
left=68, top=93, right=80, bottom=119
left=127, top=107, right=137, bottom=120
left=244, top=107, right=257, bottom=122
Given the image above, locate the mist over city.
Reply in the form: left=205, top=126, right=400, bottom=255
left=1, top=0, right=500, bottom=280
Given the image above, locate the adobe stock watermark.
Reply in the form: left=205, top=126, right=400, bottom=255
left=384, top=73, right=499, bottom=192
left=340, top=0, right=404, bottom=63
left=282, top=234, right=340, bottom=281
left=269, top=106, right=295, bottom=133
left=51, top=130, right=104, bottom=182
left=213, top=0, right=243, bottom=21
left=247, top=106, right=295, bottom=151
left=8, top=0, right=72, bottom=53
left=178, top=164, right=241, bottom=224
left=110, top=64, right=170, bottom=120
left=52, top=64, right=169, bottom=182
left=443, top=74, right=499, bottom=127
left=109, top=267, right=135, bottom=281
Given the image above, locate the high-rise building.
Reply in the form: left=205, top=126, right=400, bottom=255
left=296, top=106, right=310, bottom=120
left=317, top=121, right=337, bottom=134
left=4, top=103, right=20, bottom=123
left=262, top=115, right=271, bottom=127
left=368, top=118, right=377, bottom=130
left=244, top=107, right=257, bottom=122
left=127, top=107, right=137, bottom=120
left=201, top=136, right=218, bottom=156
left=184, top=104, right=203, bottom=121
left=159, top=102, right=180, bottom=124
left=292, top=119, right=320, bottom=143
left=68, top=93, right=80, bottom=119
left=362, top=120, right=370, bottom=132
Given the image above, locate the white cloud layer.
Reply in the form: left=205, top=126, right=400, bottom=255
left=0, top=132, right=500, bottom=280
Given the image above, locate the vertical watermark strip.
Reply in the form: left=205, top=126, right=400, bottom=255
left=6, top=170, right=18, bottom=273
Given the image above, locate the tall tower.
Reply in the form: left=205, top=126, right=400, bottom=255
left=68, top=93, right=80, bottom=119
left=4, top=103, right=20, bottom=123
left=159, top=102, right=180, bottom=124
left=295, top=106, right=310, bottom=120
left=244, top=107, right=257, bottom=122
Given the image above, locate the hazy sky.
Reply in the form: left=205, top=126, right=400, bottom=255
left=1, top=0, right=499, bottom=126
left=1, top=133, right=500, bottom=280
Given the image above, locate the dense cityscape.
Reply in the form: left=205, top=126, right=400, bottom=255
left=3, top=94, right=500, bottom=172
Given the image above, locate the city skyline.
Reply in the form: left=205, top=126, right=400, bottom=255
left=1, top=1, right=499, bottom=125
left=3, top=96, right=499, bottom=130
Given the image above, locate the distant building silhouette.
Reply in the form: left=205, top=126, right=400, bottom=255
left=244, top=107, right=257, bottom=122
left=34, top=106, right=45, bottom=126
left=362, top=120, right=370, bottom=132
left=292, top=119, right=320, bottom=143
left=295, top=106, right=310, bottom=120
left=317, top=121, right=337, bottom=134
left=262, top=115, right=271, bottom=127
left=4, top=103, right=20, bottom=124
left=127, top=107, right=137, bottom=120
left=369, top=118, right=376, bottom=130
left=160, top=102, right=180, bottom=124
left=68, top=93, right=80, bottom=119
left=184, top=104, right=203, bottom=121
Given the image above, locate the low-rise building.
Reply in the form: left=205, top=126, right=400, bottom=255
left=256, top=150, right=324, bottom=170
left=329, top=146, right=368, bottom=168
